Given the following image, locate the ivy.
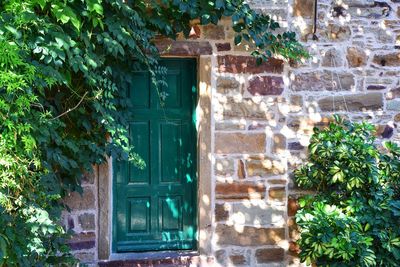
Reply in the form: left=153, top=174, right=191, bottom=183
left=0, top=0, right=306, bottom=264
left=295, top=116, right=400, bottom=266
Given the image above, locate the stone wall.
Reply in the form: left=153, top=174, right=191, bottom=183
left=62, top=169, right=98, bottom=263
left=62, top=0, right=400, bottom=266
left=211, top=0, right=400, bottom=265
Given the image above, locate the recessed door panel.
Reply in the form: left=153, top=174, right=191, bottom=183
left=159, top=70, right=182, bottom=109
left=160, top=196, right=182, bottom=231
left=160, top=121, right=182, bottom=183
left=129, top=71, right=150, bottom=109
left=128, top=198, right=150, bottom=233
left=129, top=121, right=150, bottom=184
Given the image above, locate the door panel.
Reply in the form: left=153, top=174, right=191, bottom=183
left=129, top=121, right=150, bottom=184
left=113, top=59, right=197, bottom=252
left=160, top=121, right=183, bottom=184
left=160, top=196, right=182, bottom=231
left=129, top=71, right=151, bottom=109
left=162, top=70, right=182, bottom=108
left=128, top=197, right=150, bottom=233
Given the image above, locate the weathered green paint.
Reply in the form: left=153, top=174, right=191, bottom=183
left=113, top=59, right=197, bottom=252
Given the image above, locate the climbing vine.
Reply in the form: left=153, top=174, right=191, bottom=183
left=0, top=0, right=306, bottom=264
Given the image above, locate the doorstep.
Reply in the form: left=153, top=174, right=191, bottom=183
left=98, top=251, right=209, bottom=267
left=98, top=257, right=192, bottom=267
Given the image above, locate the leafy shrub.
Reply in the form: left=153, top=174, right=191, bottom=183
left=295, top=116, right=400, bottom=266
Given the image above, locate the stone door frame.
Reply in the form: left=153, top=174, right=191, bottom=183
left=97, top=41, right=214, bottom=261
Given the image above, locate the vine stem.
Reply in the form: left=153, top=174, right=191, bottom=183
left=51, top=91, right=88, bottom=120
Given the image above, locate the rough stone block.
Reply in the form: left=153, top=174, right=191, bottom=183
left=215, top=121, right=246, bottom=131
left=321, top=48, right=345, bottom=67
left=216, top=42, right=231, bottom=51
left=373, top=53, right=400, bottom=67
left=288, top=241, right=301, bottom=257
left=286, top=116, right=328, bottom=133
left=293, top=0, right=315, bottom=18
left=255, top=248, right=285, bottom=263
left=229, top=254, right=246, bottom=265
left=387, top=99, right=400, bottom=111
left=215, top=250, right=227, bottom=265
left=218, top=55, right=284, bottom=74
left=202, top=24, right=225, bottom=40
left=237, top=160, right=246, bottom=179
left=156, top=40, right=212, bottom=56
left=288, top=142, right=305, bottom=151
left=386, top=87, right=400, bottom=100
left=230, top=203, right=285, bottom=225
left=269, top=187, right=286, bottom=202
left=291, top=71, right=355, bottom=91
left=245, top=157, right=286, bottom=177
left=290, top=95, right=303, bottom=113
left=365, top=77, right=393, bottom=87
left=68, top=232, right=96, bottom=251
left=216, top=224, right=285, bottom=246
left=229, top=249, right=251, bottom=265
left=74, top=252, right=95, bottom=263
left=368, top=26, right=394, bottom=44
left=288, top=217, right=300, bottom=240
left=343, top=1, right=392, bottom=19
left=64, top=188, right=95, bottom=211
left=221, top=97, right=275, bottom=119
left=248, top=76, right=284, bottom=96
left=321, top=24, right=351, bottom=42
left=215, top=133, right=266, bottom=154
left=78, top=213, right=95, bottom=231
left=288, top=197, right=300, bottom=216
left=337, top=0, right=374, bottom=6
left=215, top=204, right=229, bottom=222
left=215, top=158, right=235, bottom=177
left=346, top=46, right=368, bottom=67
left=216, top=77, right=241, bottom=94
left=215, top=182, right=266, bottom=200
left=318, top=93, right=383, bottom=112
left=272, top=133, right=286, bottom=154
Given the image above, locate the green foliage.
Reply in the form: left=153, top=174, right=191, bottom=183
left=0, top=41, right=73, bottom=265
left=295, top=116, right=400, bottom=266
left=0, top=0, right=306, bottom=265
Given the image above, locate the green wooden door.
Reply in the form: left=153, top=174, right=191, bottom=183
left=113, top=59, right=197, bottom=252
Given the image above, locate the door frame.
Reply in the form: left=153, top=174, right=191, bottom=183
left=97, top=54, right=213, bottom=260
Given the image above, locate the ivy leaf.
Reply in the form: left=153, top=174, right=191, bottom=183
left=65, top=7, right=82, bottom=31
left=35, top=0, right=48, bottom=9
left=87, top=0, right=104, bottom=15
left=234, top=35, right=242, bottom=45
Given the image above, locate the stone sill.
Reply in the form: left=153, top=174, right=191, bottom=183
left=99, top=251, right=199, bottom=267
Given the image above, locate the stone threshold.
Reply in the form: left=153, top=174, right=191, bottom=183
left=98, top=258, right=192, bottom=267
left=99, top=251, right=201, bottom=267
